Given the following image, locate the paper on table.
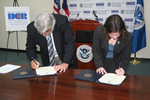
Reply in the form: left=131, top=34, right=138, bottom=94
left=36, top=66, right=57, bottom=76
left=0, top=64, right=21, bottom=74
left=98, top=73, right=126, bottom=85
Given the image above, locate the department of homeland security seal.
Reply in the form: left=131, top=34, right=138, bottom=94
left=76, top=45, right=93, bottom=63
left=134, top=4, right=144, bottom=30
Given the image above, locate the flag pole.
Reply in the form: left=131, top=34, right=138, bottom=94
left=130, top=53, right=140, bottom=65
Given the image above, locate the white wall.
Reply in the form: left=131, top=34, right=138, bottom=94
left=0, top=0, right=150, bottom=58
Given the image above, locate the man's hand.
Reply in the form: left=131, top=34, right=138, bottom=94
left=31, top=60, right=40, bottom=69
left=96, top=67, right=107, bottom=75
left=53, top=63, right=69, bottom=73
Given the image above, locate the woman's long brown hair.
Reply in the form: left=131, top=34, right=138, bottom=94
left=102, top=14, right=128, bottom=41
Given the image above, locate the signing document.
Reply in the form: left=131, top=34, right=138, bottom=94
left=36, top=66, right=57, bottom=76
left=74, top=69, right=126, bottom=86
left=13, top=66, right=57, bottom=79
left=98, top=73, right=126, bottom=86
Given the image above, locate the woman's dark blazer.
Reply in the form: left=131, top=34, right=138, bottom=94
left=92, top=25, right=132, bottom=71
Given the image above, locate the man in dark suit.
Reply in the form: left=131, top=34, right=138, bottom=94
left=26, top=12, right=77, bottom=72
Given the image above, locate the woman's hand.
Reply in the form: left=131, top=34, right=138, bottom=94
left=115, top=68, right=125, bottom=75
left=96, top=67, right=107, bottom=75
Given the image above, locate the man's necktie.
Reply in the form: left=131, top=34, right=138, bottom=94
left=46, top=34, right=56, bottom=66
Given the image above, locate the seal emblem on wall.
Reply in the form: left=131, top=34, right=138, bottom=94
left=76, top=45, right=93, bottom=63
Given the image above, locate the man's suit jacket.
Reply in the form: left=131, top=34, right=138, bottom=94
left=26, top=14, right=77, bottom=68
left=92, top=25, right=132, bottom=71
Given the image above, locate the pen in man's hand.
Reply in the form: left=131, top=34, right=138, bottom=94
left=31, top=57, right=37, bottom=65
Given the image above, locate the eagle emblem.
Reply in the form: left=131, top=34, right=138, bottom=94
left=76, top=45, right=93, bottom=63
left=134, top=4, right=144, bottom=30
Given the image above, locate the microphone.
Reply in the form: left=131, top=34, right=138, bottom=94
left=76, top=13, right=79, bottom=20
left=93, top=11, right=98, bottom=21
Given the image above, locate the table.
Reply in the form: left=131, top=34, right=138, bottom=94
left=0, top=62, right=150, bottom=100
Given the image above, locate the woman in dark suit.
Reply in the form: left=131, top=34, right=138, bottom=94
left=92, top=14, right=132, bottom=75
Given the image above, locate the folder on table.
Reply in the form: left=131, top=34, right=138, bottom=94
left=74, top=69, right=126, bottom=86
left=13, top=68, right=35, bottom=79
left=74, top=69, right=102, bottom=82
left=13, top=66, right=57, bottom=79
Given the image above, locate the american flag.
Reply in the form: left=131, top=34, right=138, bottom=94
left=53, top=0, right=60, bottom=14
left=62, top=0, right=69, bottom=18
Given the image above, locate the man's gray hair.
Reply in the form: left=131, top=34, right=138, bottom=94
left=34, top=12, right=56, bottom=33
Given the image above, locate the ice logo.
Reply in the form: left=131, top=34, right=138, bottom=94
left=134, top=4, right=144, bottom=30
